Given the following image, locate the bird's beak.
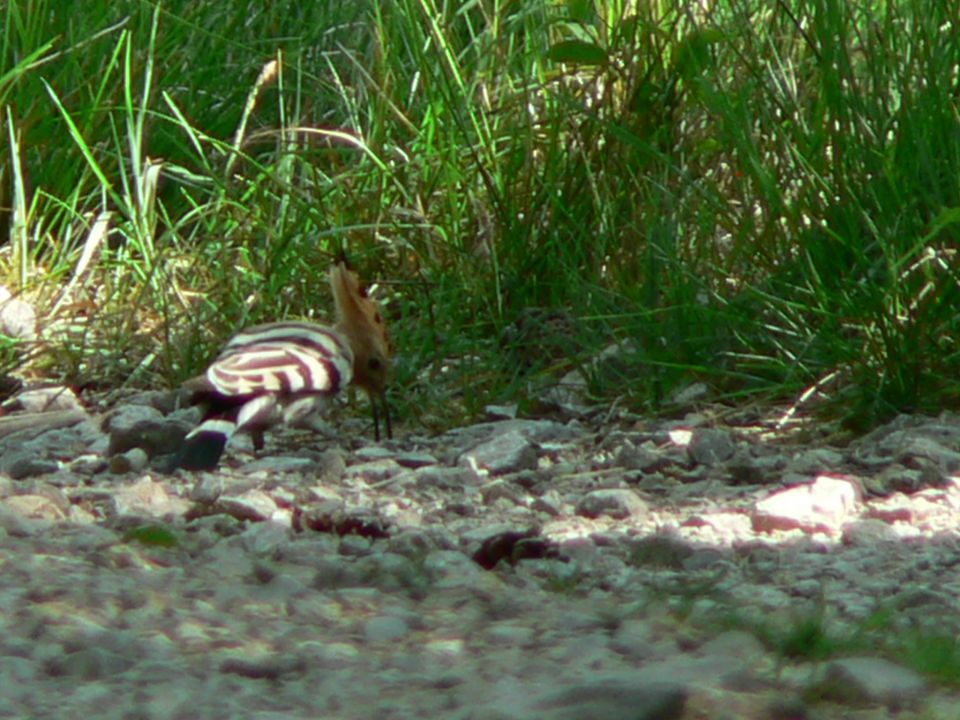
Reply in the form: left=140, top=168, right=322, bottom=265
left=371, top=391, right=392, bottom=441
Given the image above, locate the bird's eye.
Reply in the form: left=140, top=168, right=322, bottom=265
left=368, top=357, right=382, bottom=372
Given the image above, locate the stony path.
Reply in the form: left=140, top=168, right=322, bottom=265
left=1, top=391, right=960, bottom=719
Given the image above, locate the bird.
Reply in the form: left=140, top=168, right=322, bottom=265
left=172, top=261, right=391, bottom=471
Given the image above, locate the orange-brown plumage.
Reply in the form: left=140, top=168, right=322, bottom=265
left=329, top=261, right=392, bottom=439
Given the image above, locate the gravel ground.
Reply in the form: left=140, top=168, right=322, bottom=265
left=1, top=392, right=960, bottom=719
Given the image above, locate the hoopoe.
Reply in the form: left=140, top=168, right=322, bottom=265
left=172, top=261, right=391, bottom=471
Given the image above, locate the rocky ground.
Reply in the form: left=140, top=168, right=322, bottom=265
left=1, top=386, right=960, bottom=719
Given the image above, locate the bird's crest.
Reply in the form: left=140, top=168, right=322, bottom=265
left=329, top=262, right=391, bottom=395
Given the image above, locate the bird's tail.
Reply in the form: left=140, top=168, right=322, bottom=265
left=172, top=418, right=236, bottom=471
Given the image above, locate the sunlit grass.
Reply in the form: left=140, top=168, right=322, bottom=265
left=0, top=0, right=959, bottom=430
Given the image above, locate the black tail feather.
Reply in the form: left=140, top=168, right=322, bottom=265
left=171, top=420, right=235, bottom=471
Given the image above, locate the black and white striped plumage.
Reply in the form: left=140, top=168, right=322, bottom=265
left=212, top=322, right=354, bottom=399
left=173, top=263, right=391, bottom=471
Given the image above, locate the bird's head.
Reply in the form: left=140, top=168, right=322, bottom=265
left=329, top=261, right=392, bottom=438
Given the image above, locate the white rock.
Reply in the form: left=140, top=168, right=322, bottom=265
left=752, top=475, right=861, bottom=534
left=0, top=287, right=36, bottom=341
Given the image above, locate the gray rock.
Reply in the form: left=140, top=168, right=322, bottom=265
left=104, top=404, right=163, bottom=432
left=354, top=552, right=426, bottom=592
left=2, top=453, right=59, bottom=479
left=687, top=428, right=736, bottom=465
left=57, top=523, right=120, bottom=551
left=452, top=419, right=579, bottom=451
left=531, top=491, right=563, bottom=516
left=219, top=654, right=305, bottom=680
left=388, top=528, right=451, bottom=558
left=576, top=489, right=648, bottom=520
left=610, top=619, right=657, bottom=660
left=344, top=458, right=404, bottom=483
left=0, top=410, right=88, bottom=443
left=541, top=368, right=591, bottom=411
left=2, top=494, right=66, bottom=521
left=485, top=622, right=536, bottom=646
left=45, top=646, right=136, bottom=680
left=615, top=441, right=663, bottom=473
left=630, top=534, right=695, bottom=569
left=10, top=386, right=83, bottom=413
left=111, top=478, right=184, bottom=518
left=351, top=445, right=395, bottom=463
left=890, top=586, right=956, bottom=612
left=531, top=680, right=687, bottom=720
left=841, top=519, right=900, bottom=546
left=459, top=430, right=539, bottom=475
left=12, top=397, right=960, bottom=718
left=0, top=421, right=100, bottom=478
left=394, top=451, right=439, bottom=469
left=634, top=645, right=763, bottom=690
left=784, top=447, right=846, bottom=476
left=69, top=454, right=108, bottom=475
left=191, top=473, right=225, bottom=504
left=817, top=656, right=928, bottom=709
left=108, top=447, right=149, bottom=474
left=413, top=465, right=478, bottom=489
left=485, top=404, right=518, bottom=420
left=240, top=455, right=316, bottom=474
left=423, top=550, right=485, bottom=586
left=912, top=438, right=960, bottom=471
left=276, top=536, right=339, bottom=565
left=0, top=655, right=37, bottom=684
left=875, top=459, right=944, bottom=493
left=314, top=448, right=348, bottom=480
left=106, top=404, right=190, bottom=457
left=0, top=503, right=39, bottom=536
left=39, top=427, right=93, bottom=458
left=121, top=389, right=183, bottom=414
left=240, top=521, right=291, bottom=555
left=311, top=554, right=368, bottom=590
left=312, top=642, right=361, bottom=667
left=216, top=489, right=278, bottom=522
left=364, top=615, right=411, bottom=643
left=696, top=630, right=767, bottom=689
left=854, top=418, right=960, bottom=470
left=667, top=382, right=709, bottom=406
left=338, top=534, right=373, bottom=557
left=480, top=478, right=529, bottom=505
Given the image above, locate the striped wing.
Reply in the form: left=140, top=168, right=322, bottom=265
left=207, top=321, right=354, bottom=398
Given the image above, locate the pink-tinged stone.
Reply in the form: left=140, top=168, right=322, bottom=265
left=218, top=489, right=278, bottom=522
left=682, top=511, right=751, bottom=534
left=910, top=496, right=946, bottom=520
left=112, top=478, right=180, bottom=517
left=752, top=474, right=862, bottom=534
left=866, top=491, right=946, bottom=524
left=2, top=494, right=66, bottom=521
left=866, top=504, right=914, bottom=523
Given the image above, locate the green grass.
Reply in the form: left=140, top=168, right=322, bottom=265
left=2, top=0, right=960, bottom=430
left=691, top=601, right=960, bottom=688
left=121, top=523, right=179, bottom=548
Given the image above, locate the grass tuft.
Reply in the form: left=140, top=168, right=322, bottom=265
left=0, top=0, right=958, bottom=429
